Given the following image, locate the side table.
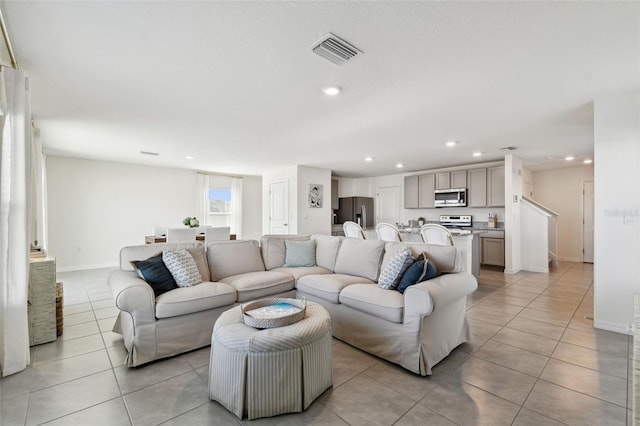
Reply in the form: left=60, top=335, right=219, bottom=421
left=28, top=257, right=57, bottom=346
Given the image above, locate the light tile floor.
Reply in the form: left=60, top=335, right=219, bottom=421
left=0, top=262, right=633, bottom=425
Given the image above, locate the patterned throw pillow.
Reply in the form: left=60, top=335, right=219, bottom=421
left=162, top=249, right=203, bottom=288
left=378, top=248, right=414, bottom=290
left=130, top=253, right=178, bottom=297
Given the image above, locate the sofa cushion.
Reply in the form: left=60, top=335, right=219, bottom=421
left=284, top=240, right=316, bottom=267
left=186, top=245, right=210, bottom=282
left=396, top=258, right=438, bottom=294
left=220, top=271, right=295, bottom=302
left=311, top=234, right=343, bottom=271
left=272, top=266, right=332, bottom=284
left=296, top=274, right=374, bottom=303
left=383, top=242, right=459, bottom=274
left=162, top=249, right=203, bottom=288
left=378, top=248, right=414, bottom=290
left=333, top=239, right=385, bottom=282
left=130, top=253, right=178, bottom=297
left=207, top=240, right=265, bottom=281
left=339, top=284, right=404, bottom=323
left=260, top=235, right=310, bottom=270
left=155, top=282, right=236, bottom=319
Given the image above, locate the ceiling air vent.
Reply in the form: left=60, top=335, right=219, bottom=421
left=140, top=150, right=159, bottom=156
left=500, top=146, right=517, bottom=152
left=311, top=33, right=362, bottom=66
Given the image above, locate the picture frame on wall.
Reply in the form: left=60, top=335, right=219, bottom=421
left=308, top=184, right=323, bottom=208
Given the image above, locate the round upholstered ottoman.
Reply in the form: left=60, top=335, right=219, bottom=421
left=208, top=301, right=333, bottom=420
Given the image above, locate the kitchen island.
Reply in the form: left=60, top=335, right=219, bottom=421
left=363, top=228, right=481, bottom=279
left=400, top=229, right=480, bottom=279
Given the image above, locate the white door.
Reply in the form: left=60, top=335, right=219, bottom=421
left=270, top=180, right=289, bottom=234
left=377, top=186, right=401, bottom=225
left=583, top=180, right=594, bottom=263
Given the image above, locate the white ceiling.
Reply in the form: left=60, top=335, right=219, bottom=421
left=3, top=1, right=639, bottom=177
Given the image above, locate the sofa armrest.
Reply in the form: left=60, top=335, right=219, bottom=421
left=424, top=272, right=477, bottom=308
left=108, top=269, right=157, bottom=326
left=403, top=272, right=477, bottom=323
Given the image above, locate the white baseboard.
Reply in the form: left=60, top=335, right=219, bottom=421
left=521, top=265, right=549, bottom=273
left=504, top=268, right=520, bottom=275
left=594, top=319, right=632, bottom=335
left=57, top=263, right=118, bottom=273
left=557, top=257, right=582, bottom=263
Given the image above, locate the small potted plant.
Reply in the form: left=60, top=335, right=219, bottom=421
left=183, top=217, right=200, bottom=228
left=417, top=217, right=425, bottom=226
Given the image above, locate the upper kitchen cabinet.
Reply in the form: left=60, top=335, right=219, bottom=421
left=487, top=166, right=505, bottom=207
left=404, top=175, right=419, bottom=209
left=419, top=173, right=435, bottom=208
left=331, top=179, right=339, bottom=210
left=468, top=168, right=487, bottom=207
left=435, top=170, right=467, bottom=190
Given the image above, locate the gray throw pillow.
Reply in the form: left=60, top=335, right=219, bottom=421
left=283, top=240, right=316, bottom=267
left=162, top=249, right=203, bottom=287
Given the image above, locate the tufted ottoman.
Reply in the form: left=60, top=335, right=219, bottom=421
left=208, top=301, right=333, bottom=420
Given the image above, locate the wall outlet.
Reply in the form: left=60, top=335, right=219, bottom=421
left=627, top=323, right=634, bottom=334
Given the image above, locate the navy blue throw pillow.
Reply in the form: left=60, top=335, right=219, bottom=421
left=130, top=253, right=178, bottom=297
left=396, top=259, right=438, bottom=293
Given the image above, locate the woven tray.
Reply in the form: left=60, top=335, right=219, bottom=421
left=242, top=297, right=306, bottom=329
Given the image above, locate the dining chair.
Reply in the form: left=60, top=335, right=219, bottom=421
left=166, top=227, right=197, bottom=243
left=376, top=223, right=402, bottom=242
left=152, top=226, right=168, bottom=236
left=195, top=225, right=211, bottom=235
left=343, top=221, right=365, bottom=239
left=205, top=226, right=231, bottom=244
left=419, top=224, right=454, bottom=246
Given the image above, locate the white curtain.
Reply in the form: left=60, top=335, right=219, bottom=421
left=231, top=177, right=243, bottom=239
left=30, top=125, right=47, bottom=251
left=197, top=173, right=209, bottom=225
left=0, top=67, right=32, bottom=376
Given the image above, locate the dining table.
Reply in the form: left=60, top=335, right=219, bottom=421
left=144, top=234, right=236, bottom=244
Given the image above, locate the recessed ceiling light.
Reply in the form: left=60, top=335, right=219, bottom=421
left=472, top=152, right=482, bottom=157
left=583, top=159, right=593, bottom=164
left=322, top=86, right=341, bottom=96
left=185, top=155, right=194, bottom=160
left=396, top=163, right=404, bottom=168
left=365, top=157, right=374, bottom=162
left=445, top=141, right=457, bottom=147
left=565, top=156, right=575, bottom=161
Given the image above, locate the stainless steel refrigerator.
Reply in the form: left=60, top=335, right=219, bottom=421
left=337, top=197, right=374, bottom=229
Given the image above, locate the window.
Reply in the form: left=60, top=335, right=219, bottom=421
left=209, top=189, right=232, bottom=214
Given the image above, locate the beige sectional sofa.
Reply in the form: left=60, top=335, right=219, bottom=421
left=108, top=234, right=477, bottom=375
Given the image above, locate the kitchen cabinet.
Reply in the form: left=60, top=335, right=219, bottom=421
left=482, top=237, right=505, bottom=267
left=418, top=173, right=435, bottom=208
left=331, top=179, right=339, bottom=210
left=435, top=172, right=450, bottom=190
left=436, top=170, right=467, bottom=190
left=451, top=170, right=467, bottom=188
left=468, top=168, right=487, bottom=207
left=404, top=175, right=419, bottom=208
left=487, top=166, right=505, bottom=207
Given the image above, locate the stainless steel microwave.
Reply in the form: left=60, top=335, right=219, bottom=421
left=434, top=188, right=467, bottom=207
